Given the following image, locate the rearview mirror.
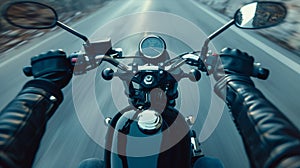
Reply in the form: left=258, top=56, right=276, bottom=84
left=234, top=2, right=287, bottom=29
left=2, top=1, right=58, bottom=29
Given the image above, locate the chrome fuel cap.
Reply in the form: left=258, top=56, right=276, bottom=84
left=137, top=110, right=162, bottom=134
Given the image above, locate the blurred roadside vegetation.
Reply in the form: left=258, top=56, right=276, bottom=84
left=0, top=0, right=109, bottom=53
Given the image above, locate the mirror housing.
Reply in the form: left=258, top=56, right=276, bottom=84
left=2, top=1, right=58, bottom=29
left=234, top=1, right=287, bottom=29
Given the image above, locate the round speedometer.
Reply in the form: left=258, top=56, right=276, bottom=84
left=139, top=35, right=166, bottom=59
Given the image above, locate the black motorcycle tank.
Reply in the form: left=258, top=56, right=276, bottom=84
left=104, top=106, right=191, bottom=168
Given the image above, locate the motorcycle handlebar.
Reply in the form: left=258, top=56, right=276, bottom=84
left=69, top=51, right=269, bottom=80
left=69, top=52, right=129, bottom=75
left=252, top=63, right=269, bottom=80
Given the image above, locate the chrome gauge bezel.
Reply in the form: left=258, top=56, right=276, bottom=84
left=139, top=35, right=166, bottom=59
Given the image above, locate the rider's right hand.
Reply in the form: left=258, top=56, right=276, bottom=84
left=213, top=47, right=254, bottom=80
left=24, top=49, right=73, bottom=89
left=213, top=48, right=255, bottom=100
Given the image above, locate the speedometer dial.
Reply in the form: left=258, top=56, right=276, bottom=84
left=139, top=35, right=166, bottom=59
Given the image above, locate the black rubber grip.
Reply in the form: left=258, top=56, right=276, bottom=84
left=252, top=64, right=269, bottom=80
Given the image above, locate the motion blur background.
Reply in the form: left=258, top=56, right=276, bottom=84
left=1, top=0, right=300, bottom=56
left=0, top=0, right=299, bottom=167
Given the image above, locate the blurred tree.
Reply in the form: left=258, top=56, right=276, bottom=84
left=0, top=0, right=13, bottom=31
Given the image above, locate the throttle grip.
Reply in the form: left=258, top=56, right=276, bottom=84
left=252, top=63, right=269, bottom=80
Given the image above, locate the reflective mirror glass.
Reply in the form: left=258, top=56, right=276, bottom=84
left=234, top=2, right=287, bottom=29
left=3, top=1, right=58, bottom=29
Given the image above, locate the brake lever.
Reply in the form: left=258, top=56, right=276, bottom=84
left=182, top=53, right=201, bottom=67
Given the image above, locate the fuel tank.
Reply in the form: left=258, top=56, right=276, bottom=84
left=104, top=106, right=191, bottom=168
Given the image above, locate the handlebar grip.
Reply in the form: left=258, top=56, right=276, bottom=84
left=252, top=63, right=269, bottom=80
left=23, top=66, right=33, bottom=77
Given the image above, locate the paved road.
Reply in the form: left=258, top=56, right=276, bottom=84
left=0, top=0, right=299, bottom=167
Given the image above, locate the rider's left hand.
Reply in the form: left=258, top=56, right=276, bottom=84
left=25, top=49, right=73, bottom=89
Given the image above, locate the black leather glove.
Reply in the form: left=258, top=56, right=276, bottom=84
left=24, top=49, right=73, bottom=89
left=213, top=48, right=255, bottom=100
left=213, top=48, right=254, bottom=80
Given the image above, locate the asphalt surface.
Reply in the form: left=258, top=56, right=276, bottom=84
left=0, top=0, right=299, bottom=167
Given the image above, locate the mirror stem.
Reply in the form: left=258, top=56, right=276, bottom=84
left=201, top=19, right=234, bottom=58
left=56, top=21, right=90, bottom=44
left=208, top=19, right=234, bottom=41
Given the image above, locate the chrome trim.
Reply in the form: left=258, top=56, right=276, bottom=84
left=137, top=110, right=162, bottom=133
left=139, top=35, right=166, bottom=59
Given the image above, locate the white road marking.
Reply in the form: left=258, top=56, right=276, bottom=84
left=190, top=0, right=300, bottom=74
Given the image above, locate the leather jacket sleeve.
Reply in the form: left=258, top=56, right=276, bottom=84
left=0, top=79, right=63, bottom=168
left=216, top=78, right=300, bottom=168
